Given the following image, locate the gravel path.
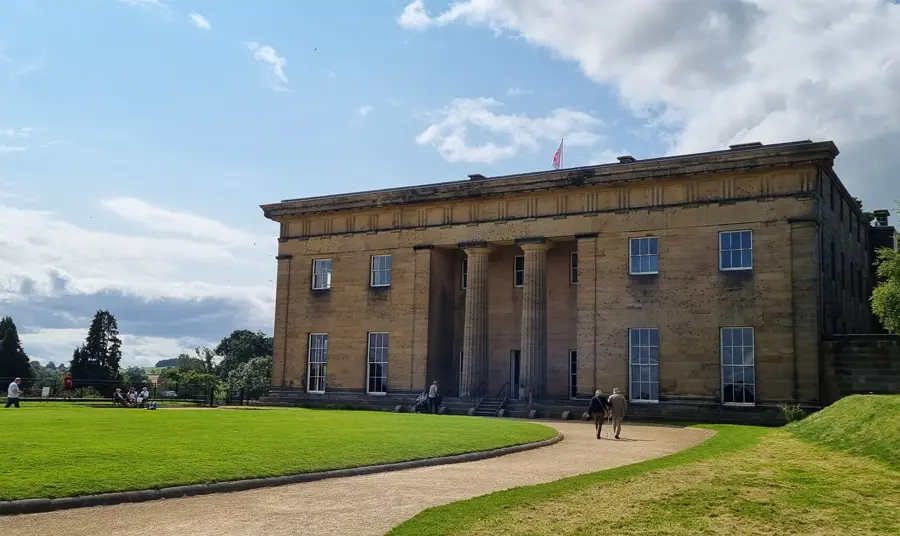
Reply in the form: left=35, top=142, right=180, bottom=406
left=14, top=420, right=712, bottom=536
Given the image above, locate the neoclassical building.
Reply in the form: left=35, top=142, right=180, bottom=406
left=261, top=140, right=874, bottom=411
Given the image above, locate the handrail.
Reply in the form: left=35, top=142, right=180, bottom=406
left=470, top=381, right=487, bottom=404
left=494, top=382, right=510, bottom=401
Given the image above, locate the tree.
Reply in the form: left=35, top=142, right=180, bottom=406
left=30, top=361, right=63, bottom=391
left=69, top=310, right=123, bottom=394
left=194, top=346, right=217, bottom=374
left=154, top=358, right=179, bottom=368
left=175, top=353, right=205, bottom=372
left=0, top=316, right=30, bottom=381
left=853, top=197, right=876, bottom=224
left=227, top=355, right=273, bottom=396
left=122, top=366, right=150, bottom=388
left=872, top=247, right=900, bottom=334
left=215, top=330, right=273, bottom=379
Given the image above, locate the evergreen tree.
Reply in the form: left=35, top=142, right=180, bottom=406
left=0, top=316, right=30, bottom=381
left=69, top=310, right=123, bottom=394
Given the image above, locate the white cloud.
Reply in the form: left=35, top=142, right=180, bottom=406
left=245, top=41, right=289, bottom=92
left=99, top=197, right=260, bottom=247
left=416, top=97, right=603, bottom=164
left=188, top=12, right=211, bottom=30
left=506, top=87, right=533, bottom=96
left=22, top=328, right=213, bottom=368
left=116, top=0, right=169, bottom=14
left=1, top=127, right=37, bottom=138
left=0, top=145, right=28, bottom=154
left=400, top=0, right=900, bottom=204
left=356, top=105, right=374, bottom=118
left=0, top=198, right=275, bottom=366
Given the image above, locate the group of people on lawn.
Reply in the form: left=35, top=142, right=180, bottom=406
left=114, top=386, right=152, bottom=408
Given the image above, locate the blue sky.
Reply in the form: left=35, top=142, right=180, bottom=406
left=2, top=0, right=899, bottom=366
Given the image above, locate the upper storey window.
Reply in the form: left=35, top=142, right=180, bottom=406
left=719, top=231, right=753, bottom=271
left=629, top=237, right=659, bottom=275
left=370, top=255, right=392, bottom=287
left=312, top=259, right=332, bottom=290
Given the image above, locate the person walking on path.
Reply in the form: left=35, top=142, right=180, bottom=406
left=6, top=377, right=21, bottom=408
left=587, top=390, right=611, bottom=439
left=607, top=388, right=627, bottom=439
left=428, top=381, right=440, bottom=414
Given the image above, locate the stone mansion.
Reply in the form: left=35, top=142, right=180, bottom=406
left=261, top=140, right=881, bottom=411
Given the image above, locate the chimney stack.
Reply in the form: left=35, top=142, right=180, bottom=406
left=874, top=209, right=890, bottom=227
left=617, top=155, right=636, bottom=163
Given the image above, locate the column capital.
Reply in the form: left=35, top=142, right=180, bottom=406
left=515, top=236, right=546, bottom=246
left=574, top=232, right=599, bottom=240
left=458, top=240, right=490, bottom=251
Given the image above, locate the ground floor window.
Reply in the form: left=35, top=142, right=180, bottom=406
left=629, top=328, right=659, bottom=402
left=367, top=332, right=388, bottom=394
left=569, top=350, right=577, bottom=399
left=307, top=333, right=328, bottom=393
left=721, top=327, right=755, bottom=405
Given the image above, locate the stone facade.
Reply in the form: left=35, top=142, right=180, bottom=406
left=821, top=335, right=900, bottom=403
left=262, top=140, right=874, bottom=408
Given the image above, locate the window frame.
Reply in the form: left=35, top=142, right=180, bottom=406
left=461, top=258, right=468, bottom=290
left=514, top=255, right=525, bottom=287
left=568, top=350, right=578, bottom=399
left=570, top=252, right=579, bottom=285
left=720, top=327, right=756, bottom=406
left=311, top=258, right=333, bottom=290
left=370, top=254, right=392, bottom=288
left=718, top=230, right=753, bottom=272
left=307, top=333, right=328, bottom=394
left=366, top=332, right=389, bottom=395
left=628, top=236, right=660, bottom=276
left=628, top=328, right=660, bottom=403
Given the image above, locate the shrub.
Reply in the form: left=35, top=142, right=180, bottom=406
left=779, top=402, right=805, bottom=423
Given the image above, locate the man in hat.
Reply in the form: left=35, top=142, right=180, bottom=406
left=607, top=388, right=628, bottom=439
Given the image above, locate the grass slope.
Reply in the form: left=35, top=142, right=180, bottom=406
left=0, top=406, right=555, bottom=501
left=392, top=397, right=900, bottom=536
left=789, top=394, right=900, bottom=469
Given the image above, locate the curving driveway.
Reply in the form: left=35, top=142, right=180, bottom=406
left=14, top=420, right=712, bottom=536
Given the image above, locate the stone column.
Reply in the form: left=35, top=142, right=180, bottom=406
left=575, top=233, right=598, bottom=397
left=272, top=254, right=293, bottom=388
left=460, top=241, right=490, bottom=397
left=518, top=237, right=550, bottom=400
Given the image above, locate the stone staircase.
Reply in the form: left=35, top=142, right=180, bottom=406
left=255, top=389, right=799, bottom=425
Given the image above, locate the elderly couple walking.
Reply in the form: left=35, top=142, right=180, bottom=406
left=587, top=388, right=627, bottom=440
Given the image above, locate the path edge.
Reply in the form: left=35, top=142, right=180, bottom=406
left=0, top=432, right=564, bottom=517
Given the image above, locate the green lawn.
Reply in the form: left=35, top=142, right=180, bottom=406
left=390, top=396, right=900, bottom=536
left=0, top=405, right=556, bottom=501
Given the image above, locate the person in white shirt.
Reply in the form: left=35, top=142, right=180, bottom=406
left=427, top=381, right=440, bottom=414
left=6, top=377, right=21, bottom=408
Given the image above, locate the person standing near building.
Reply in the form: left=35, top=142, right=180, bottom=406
left=607, top=388, right=627, bottom=439
left=428, top=381, right=440, bottom=414
left=587, top=390, right=611, bottom=439
left=6, top=377, right=21, bottom=408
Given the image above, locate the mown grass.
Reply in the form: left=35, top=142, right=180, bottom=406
left=789, top=394, right=900, bottom=469
left=0, top=405, right=555, bottom=501
left=390, top=395, right=900, bottom=536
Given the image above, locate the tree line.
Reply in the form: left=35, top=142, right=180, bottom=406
left=0, top=309, right=274, bottom=399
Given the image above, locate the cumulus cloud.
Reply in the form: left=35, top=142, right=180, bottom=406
left=399, top=0, right=900, bottom=204
left=189, top=12, right=211, bottom=30
left=0, top=198, right=275, bottom=366
left=245, top=41, right=289, bottom=92
left=356, top=105, right=373, bottom=118
left=416, top=97, right=603, bottom=164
